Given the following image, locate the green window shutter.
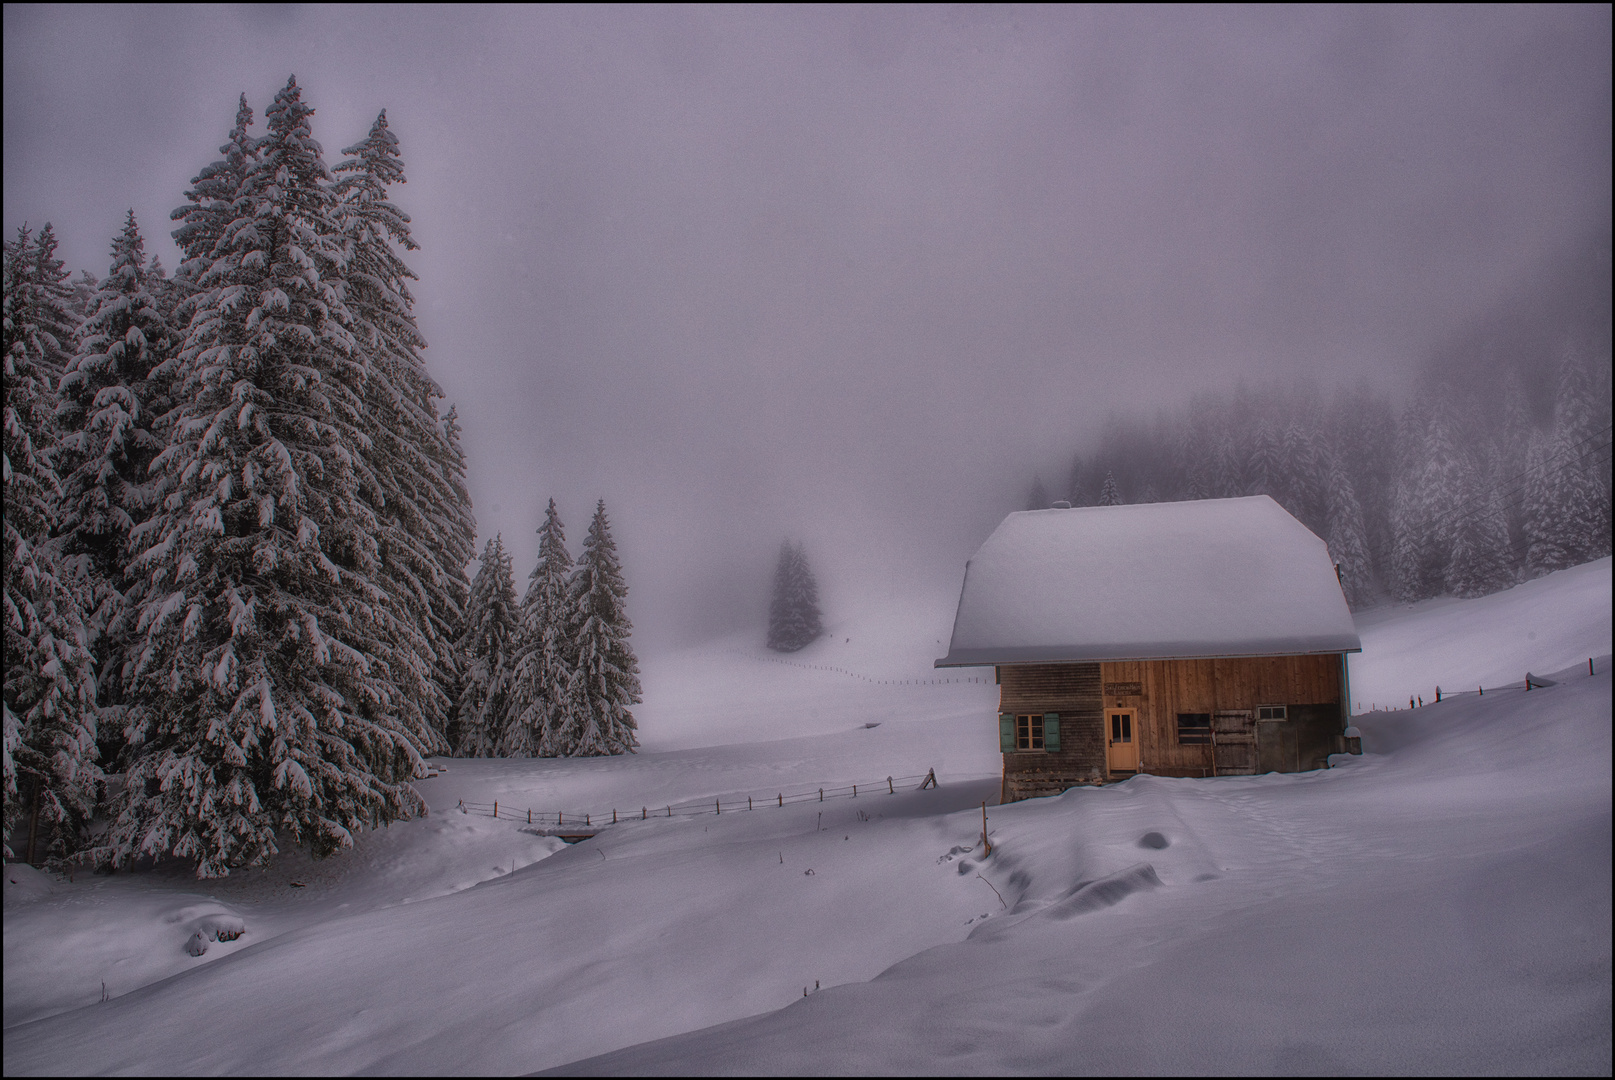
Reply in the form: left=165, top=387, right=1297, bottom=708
left=999, top=713, right=1017, bottom=753
left=1044, top=713, right=1061, bottom=752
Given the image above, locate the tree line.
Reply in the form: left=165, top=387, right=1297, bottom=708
left=1023, top=348, right=1612, bottom=609
left=3, top=78, right=635, bottom=878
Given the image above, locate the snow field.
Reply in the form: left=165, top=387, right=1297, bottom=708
left=1347, top=555, right=1611, bottom=710
left=4, top=558, right=1611, bottom=1075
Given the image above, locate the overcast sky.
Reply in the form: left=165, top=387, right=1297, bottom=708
left=5, top=5, right=1610, bottom=649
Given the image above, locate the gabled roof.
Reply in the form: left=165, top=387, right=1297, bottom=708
left=935, top=495, right=1361, bottom=667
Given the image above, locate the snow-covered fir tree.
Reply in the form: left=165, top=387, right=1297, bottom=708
left=1245, top=422, right=1284, bottom=503
left=559, top=501, right=641, bottom=755
left=506, top=500, right=573, bottom=757
left=1391, top=402, right=1467, bottom=601
left=1064, top=455, right=1089, bottom=506
left=171, top=95, right=258, bottom=275
left=1318, top=443, right=1374, bottom=608
left=3, top=224, right=102, bottom=865
left=1097, top=471, right=1123, bottom=506
left=333, top=110, right=462, bottom=746
left=1446, top=457, right=1515, bottom=598
left=108, top=79, right=435, bottom=876
left=1548, top=347, right=1610, bottom=562
left=767, top=541, right=823, bottom=652
left=432, top=404, right=477, bottom=742
left=453, top=535, right=519, bottom=757
left=55, top=211, right=179, bottom=744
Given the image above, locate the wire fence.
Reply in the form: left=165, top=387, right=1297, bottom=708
left=730, top=650, right=990, bottom=685
left=1354, top=656, right=1601, bottom=713
left=456, top=768, right=942, bottom=830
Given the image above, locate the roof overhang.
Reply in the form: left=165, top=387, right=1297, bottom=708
left=935, top=640, right=1362, bottom=668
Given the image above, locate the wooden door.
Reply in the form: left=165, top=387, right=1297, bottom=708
left=1212, top=710, right=1256, bottom=775
left=1107, top=709, right=1139, bottom=775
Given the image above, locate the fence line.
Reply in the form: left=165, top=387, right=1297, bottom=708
left=457, top=768, right=941, bottom=829
left=1354, top=657, right=1599, bottom=713
left=728, top=649, right=989, bottom=686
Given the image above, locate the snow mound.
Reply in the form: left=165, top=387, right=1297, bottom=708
left=3, top=864, right=55, bottom=907
left=1042, top=862, right=1163, bottom=921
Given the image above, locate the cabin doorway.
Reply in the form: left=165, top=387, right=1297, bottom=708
left=1107, top=709, right=1139, bottom=775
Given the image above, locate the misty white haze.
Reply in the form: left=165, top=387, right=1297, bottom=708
left=5, top=4, right=1610, bottom=649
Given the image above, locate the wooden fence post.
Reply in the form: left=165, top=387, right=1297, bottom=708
left=981, top=801, right=991, bottom=856
left=494, top=800, right=497, bottom=818
left=778, top=793, right=783, bottom=807
left=888, top=776, right=894, bottom=794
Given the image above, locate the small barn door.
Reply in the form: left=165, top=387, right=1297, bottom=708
left=1212, top=710, right=1256, bottom=775
left=1107, top=709, right=1139, bottom=775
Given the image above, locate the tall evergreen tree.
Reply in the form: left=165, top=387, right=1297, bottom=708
left=1390, top=402, right=1467, bottom=601
left=1446, top=458, right=1515, bottom=598
left=55, top=211, right=179, bottom=743
left=559, top=501, right=641, bottom=755
left=109, top=79, right=433, bottom=876
left=333, top=110, right=461, bottom=744
left=1318, top=444, right=1374, bottom=608
left=1245, top=421, right=1284, bottom=503
left=432, top=404, right=477, bottom=742
left=507, top=500, right=573, bottom=757
left=767, top=541, right=823, bottom=652
left=453, top=535, right=519, bottom=757
left=3, top=224, right=102, bottom=865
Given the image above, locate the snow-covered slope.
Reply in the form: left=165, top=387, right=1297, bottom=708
left=1347, top=555, right=1611, bottom=711
left=4, top=561, right=1610, bottom=1075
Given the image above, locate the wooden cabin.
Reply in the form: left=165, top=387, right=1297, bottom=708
left=935, top=496, right=1362, bottom=803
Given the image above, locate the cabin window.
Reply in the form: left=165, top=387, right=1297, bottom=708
left=1176, top=712, right=1212, bottom=745
left=1256, top=705, right=1287, bottom=721
left=1016, top=714, right=1044, bottom=750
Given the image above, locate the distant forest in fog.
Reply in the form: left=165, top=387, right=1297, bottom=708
left=1022, top=231, right=1614, bottom=609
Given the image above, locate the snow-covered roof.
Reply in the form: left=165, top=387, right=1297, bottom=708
left=936, top=496, right=1360, bottom=667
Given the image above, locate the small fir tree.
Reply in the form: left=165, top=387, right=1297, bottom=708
left=1097, top=471, right=1123, bottom=506
left=559, top=501, right=641, bottom=755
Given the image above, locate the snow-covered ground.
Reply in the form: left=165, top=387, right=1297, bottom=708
left=4, top=559, right=1610, bottom=1075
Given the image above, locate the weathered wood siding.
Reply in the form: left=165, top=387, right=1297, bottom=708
left=1098, top=655, right=1343, bottom=777
left=997, top=663, right=1104, bottom=802
left=999, top=654, right=1347, bottom=799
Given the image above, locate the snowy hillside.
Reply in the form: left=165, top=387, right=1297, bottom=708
left=4, top=560, right=1610, bottom=1075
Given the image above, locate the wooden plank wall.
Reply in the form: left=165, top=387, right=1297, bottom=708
left=998, top=663, right=1105, bottom=799
left=1098, top=655, right=1343, bottom=778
